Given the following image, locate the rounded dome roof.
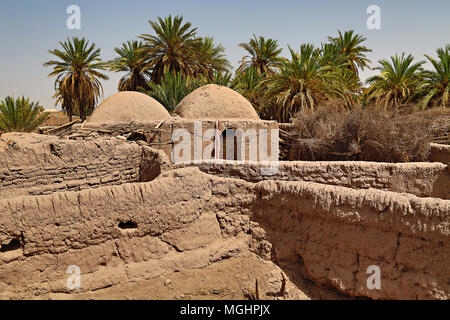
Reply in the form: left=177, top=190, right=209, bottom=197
left=174, top=84, right=260, bottom=120
left=89, top=91, right=170, bottom=123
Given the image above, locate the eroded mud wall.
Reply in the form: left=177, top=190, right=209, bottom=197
left=430, top=143, right=450, bottom=164
left=249, top=180, right=449, bottom=299
left=0, top=168, right=448, bottom=299
left=175, top=160, right=450, bottom=199
left=0, top=168, right=269, bottom=299
left=0, top=133, right=169, bottom=199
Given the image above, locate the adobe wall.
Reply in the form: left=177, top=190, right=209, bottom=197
left=79, top=118, right=279, bottom=163
left=430, top=143, right=450, bottom=164
left=0, top=168, right=303, bottom=300
left=250, top=177, right=449, bottom=300
left=42, top=113, right=80, bottom=127
left=174, top=160, right=450, bottom=199
left=0, top=133, right=448, bottom=300
left=0, top=132, right=170, bottom=200
left=0, top=167, right=448, bottom=299
left=167, top=118, right=279, bottom=163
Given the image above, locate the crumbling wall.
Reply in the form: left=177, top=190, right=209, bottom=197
left=0, top=133, right=169, bottom=199
left=0, top=168, right=302, bottom=300
left=0, top=133, right=448, bottom=300
left=249, top=179, right=449, bottom=300
left=430, top=143, right=450, bottom=164
left=139, top=144, right=172, bottom=182
left=175, top=160, right=450, bottom=199
left=0, top=168, right=448, bottom=300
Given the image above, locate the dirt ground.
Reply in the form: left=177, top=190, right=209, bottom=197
left=39, top=255, right=346, bottom=300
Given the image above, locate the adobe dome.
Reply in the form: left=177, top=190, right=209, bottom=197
left=89, top=91, right=170, bottom=123
left=174, top=84, right=260, bottom=120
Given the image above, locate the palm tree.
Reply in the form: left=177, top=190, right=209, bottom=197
left=109, top=40, right=150, bottom=92
left=328, top=30, right=372, bottom=75
left=326, top=68, right=363, bottom=109
left=139, top=15, right=201, bottom=83
left=0, top=96, right=49, bottom=132
left=265, top=44, right=328, bottom=122
left=143, top=71, right=201, bottom=112
left=200, top=71, right=235, bottom=88
left=44, top=37, right=109, bottom=121
left=233, top=67, right=266, bottom=113
left=237, top=35, right=283, bottom=75
left=419, top=45, right=450, bottom=109
left=364, top=53, right=425, bottom=109
left=319, top=42, right=362, bottom=108
left=320, top=43, right=349, bottom=71
left=195, top=37, right=231, bottom=79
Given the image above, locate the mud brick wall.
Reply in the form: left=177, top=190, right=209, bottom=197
left=80, top=118, right=279, bottom=164
left=0, top=167, right=448, bottom=299
left=430, top=143, right=450, bottom=164
left=0, top=133, right=150, bottom=200
left=174, top=160, right=450, bottom=199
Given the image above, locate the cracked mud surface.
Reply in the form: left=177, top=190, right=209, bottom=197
left=0, top=134, right=449, bottom=300
left=1, top=167, right=448, bottom=299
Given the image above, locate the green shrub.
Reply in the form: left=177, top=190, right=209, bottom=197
left=0, top=96, right=49, bottom=133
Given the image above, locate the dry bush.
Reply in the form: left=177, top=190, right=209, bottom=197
left=289, top=102, right=437, bottom=162
left=404, top=108, right=450, bottom=145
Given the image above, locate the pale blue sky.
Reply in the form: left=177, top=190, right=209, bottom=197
left=1, top=0, right=449, bottom=108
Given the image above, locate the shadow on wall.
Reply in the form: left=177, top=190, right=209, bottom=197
left=139, top=146, right=172, bottom=182
left=248, top=180, right=449, bottom=300
left=430, top=143, right=450, bottom=164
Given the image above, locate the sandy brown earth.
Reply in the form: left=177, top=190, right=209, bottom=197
left=0, top=166, right=448, bottom=300
left=430, top=142, right=450, bottom=163
left=39, top=255, right=347, bottom=300
left=175, top=159, right=450, bottom=199
left=0, top=134, right=448, bottom=300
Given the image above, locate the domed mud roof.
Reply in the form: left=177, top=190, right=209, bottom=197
left=174, top=84, right=260, bottom=120
left=89, top=91, right=170, bottom=123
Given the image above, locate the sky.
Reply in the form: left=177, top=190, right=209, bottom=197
left=0, top=0, right=449, bottom=109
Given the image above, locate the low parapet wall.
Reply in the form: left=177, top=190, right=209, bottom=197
left=0, top=133, right=170, bottom=200
left=0, top=168, right=448, bottom=299
left=174, top=160, right=450, bottom=199
left=430, top=143, right=450, bottom=164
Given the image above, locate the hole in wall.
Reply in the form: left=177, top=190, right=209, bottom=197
left=0, top=238, right=22, bottom=253
left=127, top=132, right=146, bottom=142
left=49, top=143, right=60, bottom=156
left=118, top=221, right=138, bottom=230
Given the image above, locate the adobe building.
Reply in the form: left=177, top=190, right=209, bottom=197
left=78, top=85, right=279, bottom=164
